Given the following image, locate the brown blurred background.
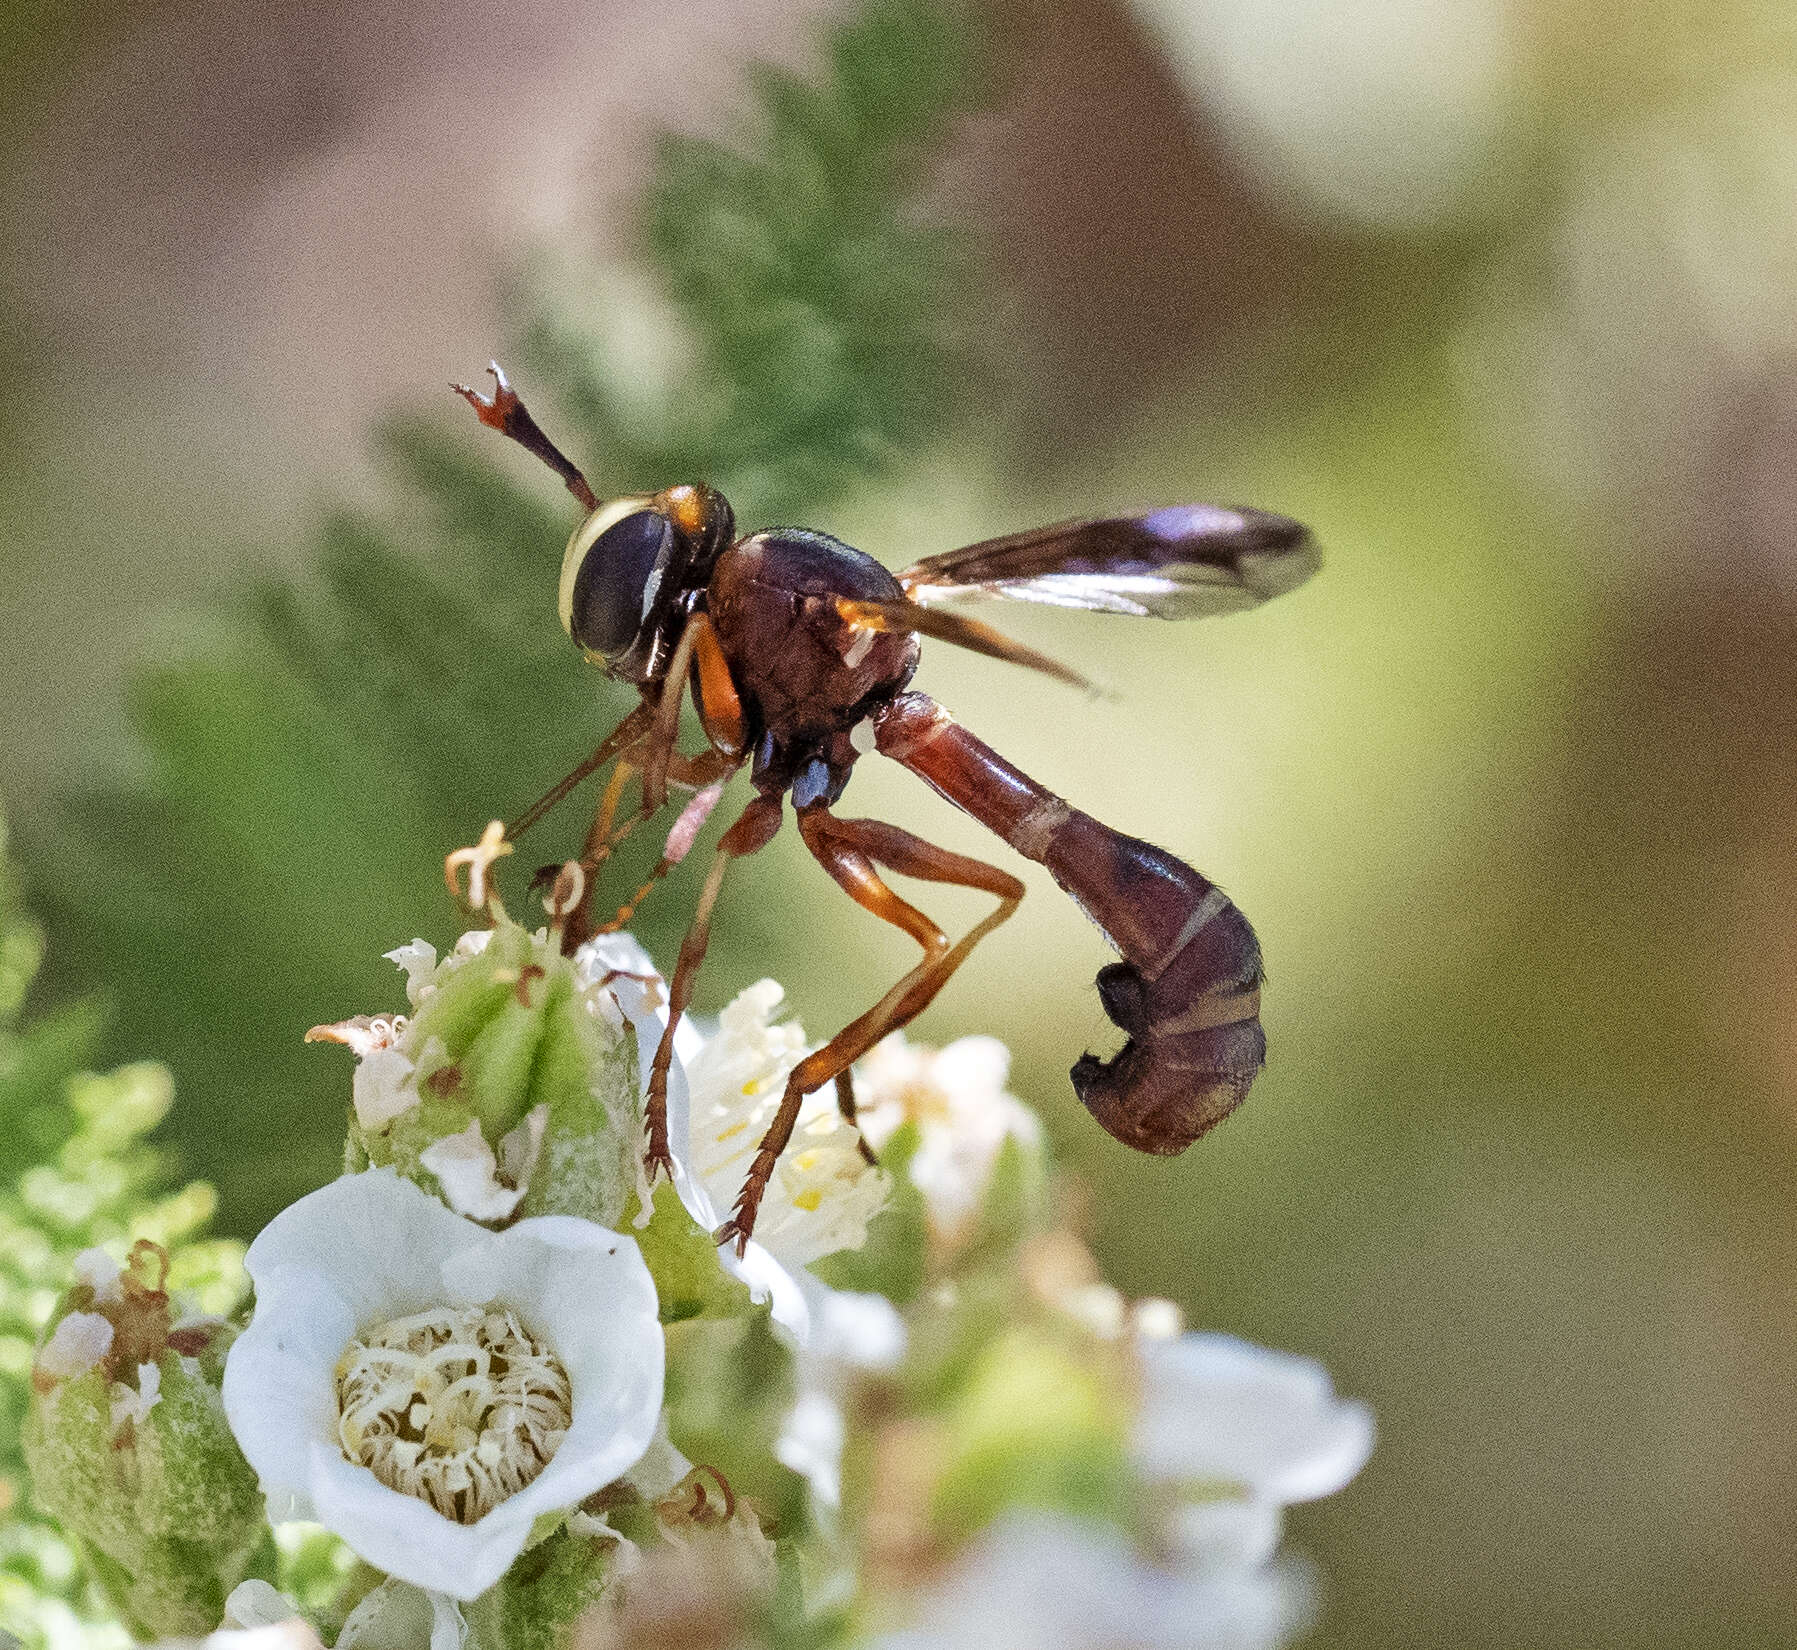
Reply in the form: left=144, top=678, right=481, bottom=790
left=5, top=0, right=1797, bottom=1644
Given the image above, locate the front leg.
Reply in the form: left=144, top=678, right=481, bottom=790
left=641, top=793, right=783, bottom=1184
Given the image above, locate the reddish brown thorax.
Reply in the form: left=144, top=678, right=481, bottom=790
left=707, top=527, right=918, bottom=805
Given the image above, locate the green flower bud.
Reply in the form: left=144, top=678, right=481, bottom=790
left=321, top=923, right=640, bottom=1229
left=930, top=1325, right=1133, bottom=1544
left=21, top=1244, right=269, bottom=1638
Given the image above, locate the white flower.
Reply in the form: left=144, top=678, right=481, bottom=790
left=857, top=1033, right=1040, bottom=1244
left=570, top=940, right=830, bottom=1340
left=683, top=980, right=888, bottom=1269
left=222, top=1170, right=663, bottom=1601
left=36, top=1310, right=113, bottom=1379
left=1132, top=1334, right=1374, bottom=1569
left=872, top=1511, right=1312, bottom=1650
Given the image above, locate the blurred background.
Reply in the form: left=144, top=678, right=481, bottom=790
left=4, top=0, right=1796, bottom=1642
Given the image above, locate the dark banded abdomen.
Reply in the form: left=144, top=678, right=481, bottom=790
left=873, top=691, right=1265, bottom=1153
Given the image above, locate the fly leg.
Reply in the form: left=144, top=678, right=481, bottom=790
left=591, top=752, right=739, bottom=935
left=715, top=808, right=1023, bottom=1254
left=642, top=792, right=784, bottom=1184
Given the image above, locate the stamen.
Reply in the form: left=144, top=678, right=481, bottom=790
left=335, top=1305, right=572, bottom=1524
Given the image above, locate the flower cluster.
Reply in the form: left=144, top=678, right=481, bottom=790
left=19, top=906, right=1371, bottom=1650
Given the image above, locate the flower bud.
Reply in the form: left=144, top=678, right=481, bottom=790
left=319, top=922, right=641, bottom=1228
left=21, top=1243, right=268, bottom=1638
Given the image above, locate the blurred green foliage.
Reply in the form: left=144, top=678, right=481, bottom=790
left=0, top=816, right=245, bottom=1649
left=34, top=0, right=989, bottom=1233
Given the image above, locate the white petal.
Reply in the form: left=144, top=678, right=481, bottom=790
left=622, top=1415, right=693, bottom=1500
left=796, top=1274, right=906, bottom=1371
left=875, top=1511, right=1312, bottom=1650
left=224, top=1268, right=356, bottom=1521
left=110, top=1361, right=163, bottom=1429
left=192, top=1626, right=324, bottom=1650
left=73, top=1246, right=124, bottom=1304
left=775, top=1390, right=845, bottom=1509
left=37, top=1311, right=113, bottom=1378
left=1132, top=1334, right=1374, bottom=1505
left=419, top=1121, right=527, bottom=1223
left=336, top=1577, right=466, bottom=1650
left=353, top=1047, right=420, bottom=1130
left=718, top=1237, right=810, bottom=1341
left=932, top=1034, right=1014, bottom=1098
left=1166, top=1498, right=1284, bottom=1571
left=222, top=1581, right=301, bottom=1630
left=240, top=1171, right=482, bottom=1325
left=385, top=940, right=440, bottom=1007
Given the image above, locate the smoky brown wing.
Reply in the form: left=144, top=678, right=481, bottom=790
left=897, top=504, right=1319, bottom=618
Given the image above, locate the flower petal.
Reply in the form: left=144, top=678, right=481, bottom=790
left=225, top=1171, right=668, bottom=1597
left=874, top=1511, right=1313, bottom=1650
left=1132, top=1334, right=1374, bottom=1504
left=336, top=1579, right=466, bottom=1650
left=37, top=1310, right=113, bottom=1378
left=239, top=1170, right=477, bottom=1328
left=222, top=1266, right=357, bottom=1521
left=418, top=1120, right=528, bottom=1223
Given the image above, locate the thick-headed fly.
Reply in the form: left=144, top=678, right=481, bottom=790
left=454, top=365, right=1319, bottom=1251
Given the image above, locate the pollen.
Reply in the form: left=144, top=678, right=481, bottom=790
left=335, top=1305, right=572, bottom=1524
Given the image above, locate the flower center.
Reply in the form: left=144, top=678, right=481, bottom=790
left=335, top=1305, right=572, bottom=1524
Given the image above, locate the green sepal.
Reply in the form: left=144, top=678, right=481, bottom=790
left=632, top=1181, right=754, bottom=1325
left=21, top=1345, right=270, bottom=1639
left=348, top=922, right=640, bottom=1227
left=466, top=1527, right=615, bottom=1650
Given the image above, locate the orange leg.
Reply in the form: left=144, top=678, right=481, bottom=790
left=715, top=808, right=1024, bottom=1253
left=594, top=767, right=735, bottom=935
left=642, top=792, right=784, bottom=1183
left=834, top=1070, right=875, bottom=1165
left=690, top=616, right=747, bottom=758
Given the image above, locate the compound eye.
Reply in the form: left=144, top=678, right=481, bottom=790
left=559, top=499, right=675, bottom=660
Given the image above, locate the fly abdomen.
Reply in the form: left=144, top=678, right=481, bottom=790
left=873, top=690, right=1267, bottom=1153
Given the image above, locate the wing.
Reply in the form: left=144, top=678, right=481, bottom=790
left=897, top=504, right=1319, bottom=618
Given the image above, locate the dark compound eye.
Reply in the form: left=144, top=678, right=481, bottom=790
left=561, top=504, right=674, bottom=659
